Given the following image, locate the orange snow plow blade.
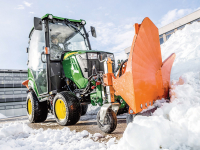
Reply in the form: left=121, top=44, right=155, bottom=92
left=112, top=17, right=176, bottom=114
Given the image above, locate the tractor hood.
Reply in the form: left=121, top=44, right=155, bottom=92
left=62, top=50, right=115, bottom=79
left=62, top=50, right=114, bottom=61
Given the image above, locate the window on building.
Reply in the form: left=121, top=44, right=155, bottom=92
left=190, top=18, right=200, bottom=24
left=177, top=25, right=185, bottom=30
left=13, top=73, right=21, bottom=77
left=166, top=34, right=172, bottom=40
left=165, top=29, right=174, bottom=41
left=159, top=37, right=164, bottom=45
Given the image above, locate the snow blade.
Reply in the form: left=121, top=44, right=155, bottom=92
left=113, top=17, right=176, bottom=114
left=161, top=53, right=176, bottom=98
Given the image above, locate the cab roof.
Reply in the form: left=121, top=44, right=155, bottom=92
left=42, top=14, right=84, bottom=23
left=29, top=14, right=85, bottom=38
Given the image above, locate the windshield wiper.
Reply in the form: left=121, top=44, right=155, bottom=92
left=64, top=19, right=89, bottom=49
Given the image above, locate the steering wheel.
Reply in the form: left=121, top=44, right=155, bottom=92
left=54, top=52, right=61, bottom=59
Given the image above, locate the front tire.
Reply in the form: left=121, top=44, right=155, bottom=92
left=26, top=91, right=48, bottom=123
left=97, top=109, right=117, bottom=133
left=53, top=91, right=81, bottom=126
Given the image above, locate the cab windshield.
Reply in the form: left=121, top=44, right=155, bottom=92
left=49, top=22, right=89, bottom=60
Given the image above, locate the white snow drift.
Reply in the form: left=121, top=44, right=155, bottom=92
left=0, top=122, right=113, bottom=150
left=109, top=72, right=200, bottom=150
left=108, top=21, right=200, bottom=150
left=162, top=21, right=200, bottom=80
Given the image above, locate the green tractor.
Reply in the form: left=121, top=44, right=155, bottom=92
left=23, top=14, right=127, bottom=133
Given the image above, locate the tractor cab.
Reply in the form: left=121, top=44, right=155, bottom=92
left=27, top=14, right=97, bottom=96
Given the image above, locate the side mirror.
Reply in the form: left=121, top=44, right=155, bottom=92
left=34, top=17, right=43, bottom=30
left=90, top=26, right=97, bottom=38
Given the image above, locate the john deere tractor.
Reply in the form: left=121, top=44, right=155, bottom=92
left=23, top=14, right=127, bottom=133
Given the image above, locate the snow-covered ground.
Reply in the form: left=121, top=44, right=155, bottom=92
left=0, top=21, right=200, bottom=150
left=0, top=122, right=114, bottom=150
left=0, top=105, right=114, bottom=150
left=0, top=113, right=6, bottom=119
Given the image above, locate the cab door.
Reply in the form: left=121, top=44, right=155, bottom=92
left=28, top=26, right=48, bottom=95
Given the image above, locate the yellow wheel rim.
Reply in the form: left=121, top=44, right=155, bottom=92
left=55, top=99, right=66, bottom=120
left=28, top=99, right=32, bottom=115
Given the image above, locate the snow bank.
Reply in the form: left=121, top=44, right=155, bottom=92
left=0, top=113, right=7, bottom=119
left=0, top=122, right=108, bottom=150
left=109, top=72, right=200, bottom=150
left=161, top=21, right=200, bottom=80
left=109, top=22, right=200, bottom=150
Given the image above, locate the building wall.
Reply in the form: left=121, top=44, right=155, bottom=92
left=159, top=9, right=200, bottom=44
left=0, top=69, right=28, bottom=117
left=124, top=9, right=200, bottom=57
left=124, top=47, right=131, bottom=58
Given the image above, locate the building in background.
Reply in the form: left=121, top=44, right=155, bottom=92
left=124, top=9, right=200, bottom=57
left=124, top=47, right=131, bottom=58
left=0, top=69, right=27, bottom=117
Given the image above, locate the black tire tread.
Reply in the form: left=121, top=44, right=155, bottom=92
left=81, top=104, right=88, bottom=116
left=97, top=109, right=117, bottom=133
left=26, top=91, right=48, bottom=123
left=53, top=91, right=81, bottom=126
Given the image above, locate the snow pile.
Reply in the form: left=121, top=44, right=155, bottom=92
left=0, top=122, right=109, bottom=150
left=0, top=113, right=7, bottom=119
left=109, top=72, right=200, bottom=150
left=109, top=22, right=200, bottom=150
left=161, top=21, right=200, bottom=80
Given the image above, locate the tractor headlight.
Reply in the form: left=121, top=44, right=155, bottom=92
left=48, top=15, right=53, bottom=19
left=81, top=20, right=86, bottom=25
left=107, top=54, right=114, bottom=60
left=88, top=53, right=97, bottom=59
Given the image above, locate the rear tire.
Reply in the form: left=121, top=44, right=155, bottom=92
left=53, top=91, right=81, bottom=126
left=81, top=104, right=88, bottom=116
left=26, top=91, right=48, bottom=123
left=97, top=109, right=117, bottom=133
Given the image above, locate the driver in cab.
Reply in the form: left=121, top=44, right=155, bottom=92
left=50, top=35, right=63, bottom=59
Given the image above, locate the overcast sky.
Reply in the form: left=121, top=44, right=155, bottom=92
left=0, top=0, right=199, bottom=70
